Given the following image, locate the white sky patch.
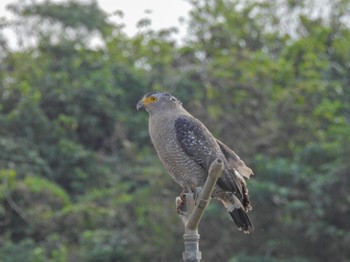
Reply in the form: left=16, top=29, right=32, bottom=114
left=100, top=0, right=191, bottom=36
left=0, top=0, right=191, bottom=47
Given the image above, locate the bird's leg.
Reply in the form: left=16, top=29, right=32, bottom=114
left=193, top=187, right=203, bottom=204
left=176, top=188, right=188, bottom=214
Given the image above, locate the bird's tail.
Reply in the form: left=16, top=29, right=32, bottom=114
left=229, top=208, right=254, bottom=233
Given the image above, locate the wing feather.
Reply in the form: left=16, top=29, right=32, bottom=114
left=174, top=115, right=245, bottom=202
left=174, top=115, right=218, bottom=172
left=216, top=139, right=254, bottom=179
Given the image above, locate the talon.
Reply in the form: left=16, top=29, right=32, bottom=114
left=176, top=196, right=186, bottom=214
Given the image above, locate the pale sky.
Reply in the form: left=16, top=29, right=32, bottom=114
left=0, top=0, right=191, bottom=45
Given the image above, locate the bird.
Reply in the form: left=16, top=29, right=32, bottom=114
left=137, top=92, right=254, bottom=233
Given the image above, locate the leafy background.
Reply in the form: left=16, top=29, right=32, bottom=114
left=0, top=0, right=349, bottom=261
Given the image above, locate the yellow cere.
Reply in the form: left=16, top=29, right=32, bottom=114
left=143, top=96, right=158, bottom=106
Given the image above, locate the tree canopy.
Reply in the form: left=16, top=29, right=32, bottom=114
left=0, top=0, right=349, bottom=261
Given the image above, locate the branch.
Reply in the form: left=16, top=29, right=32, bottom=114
left=2, top=170, right=30, bottom=225
left=176, top=158, right=224, bottom=262
left=186, top=158, right=224, bottom=230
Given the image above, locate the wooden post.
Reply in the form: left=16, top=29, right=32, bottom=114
left=176, top=158, right=224, bottom=262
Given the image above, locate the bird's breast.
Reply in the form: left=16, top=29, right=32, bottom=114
left=149, top=114, right=205, bottom=188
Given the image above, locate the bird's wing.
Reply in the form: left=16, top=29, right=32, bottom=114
left=174, top=115, right=218, bottom=171
left=216, top=139, right=254, bottom=179
left=174, top=115, right=244, bottom=199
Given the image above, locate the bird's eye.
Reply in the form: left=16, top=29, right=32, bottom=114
left=150, top=96, right=157, bottom=102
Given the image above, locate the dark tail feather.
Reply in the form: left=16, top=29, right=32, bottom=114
left=229, top=208, right=254, bottom=233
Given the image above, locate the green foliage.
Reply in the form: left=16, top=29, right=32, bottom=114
left=229, top=253, right=309, bottom=262
left=0, top=0, right=350, bottom=261
left=81, top=230, right=133, bottom=262
left=23, top=176, right=71, bottom=206
left=0, top=239, right=36, bottom=262
left=0, top=237, right=68, bottom=262
left=0, top=169, right=17, bottom=197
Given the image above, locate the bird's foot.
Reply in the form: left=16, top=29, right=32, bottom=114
left=176, top=193, right=186, bottom=214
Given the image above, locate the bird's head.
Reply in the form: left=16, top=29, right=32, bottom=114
left=137, top=92, right=182, bottom=114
